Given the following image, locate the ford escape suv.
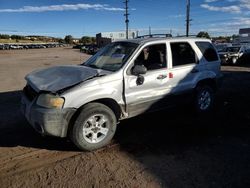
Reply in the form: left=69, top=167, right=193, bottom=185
left=21, top=37, right=222, bottom=151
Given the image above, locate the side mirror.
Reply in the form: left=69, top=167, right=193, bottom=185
left=132, top=65, right=147, bottom=76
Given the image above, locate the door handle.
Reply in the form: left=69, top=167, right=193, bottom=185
left=157, top=74, right=167, bottom=80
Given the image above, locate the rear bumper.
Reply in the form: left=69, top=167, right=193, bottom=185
left=21, top=94, right=76, bottom=137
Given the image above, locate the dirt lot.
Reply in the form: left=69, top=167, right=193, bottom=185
left=0, top=47, right=250, bottom=188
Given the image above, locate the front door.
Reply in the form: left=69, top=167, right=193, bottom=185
left=124, top=43, right=172, bottom=117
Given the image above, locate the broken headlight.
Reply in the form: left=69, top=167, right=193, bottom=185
left=36, top=94, right=64, bottom=109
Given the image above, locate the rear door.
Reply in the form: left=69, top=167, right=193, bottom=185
left=166, top=41, right=200, bottom=95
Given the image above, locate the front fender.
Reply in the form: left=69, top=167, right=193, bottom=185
left=62, top=79, right=124, bottom=109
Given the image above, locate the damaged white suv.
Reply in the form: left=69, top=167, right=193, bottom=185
left=21, top=37, right=222, bottom=151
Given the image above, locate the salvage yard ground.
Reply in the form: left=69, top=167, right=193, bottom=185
left=0, top=47, right=250, bottom=187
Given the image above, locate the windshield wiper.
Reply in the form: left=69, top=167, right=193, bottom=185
left=83, top=64, right=114, bottom=72
left=83, top=64, right=100, bottom=69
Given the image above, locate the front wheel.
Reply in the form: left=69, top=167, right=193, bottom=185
left=70, top=103, right=117, bottom=151
left=195, top=85, right=214, bottom=113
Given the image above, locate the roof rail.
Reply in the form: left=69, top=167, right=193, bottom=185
left=136, top=34, right=200, bottom=39
left=136, top=33, right=172, bottom=39
left=175, top=35, right=197, bottom=37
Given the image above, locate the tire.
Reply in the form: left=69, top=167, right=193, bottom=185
left=70, top=103, right=117, bottom=151
left=194, top=85, right=214, bottom=113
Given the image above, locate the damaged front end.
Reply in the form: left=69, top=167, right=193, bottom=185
left=25, top=65, right=100, bottom=93
left=21, top=84, right=76, bottom=138
left=21, top=65, right=103, bottom=137
left=21, top=94, right=76, bottom=137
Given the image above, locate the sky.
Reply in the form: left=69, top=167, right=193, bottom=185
left=0, top=0, right=250, bottom=38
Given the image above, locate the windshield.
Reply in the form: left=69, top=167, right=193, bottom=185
left=215, top=44, right=228, bottom=52
left=83, top=42, right=138, bottom=72
left=227, top=47, right=240, bottom=53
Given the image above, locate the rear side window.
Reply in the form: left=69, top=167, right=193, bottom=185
left=170, top=42, right=196, bottom=67
left=196, top=42, right=218, bottom=62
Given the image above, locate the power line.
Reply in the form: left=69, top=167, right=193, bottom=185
left=124, top=0, right=129, bottom=39
left=186, top=0, right=192, bottom=37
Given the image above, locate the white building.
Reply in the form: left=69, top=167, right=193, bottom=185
left=96, top=31, right=138, bottom=47
left=239, top=28, right=250, bottom=44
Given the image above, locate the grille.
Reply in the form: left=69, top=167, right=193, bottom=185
left=23, top=85, right=38, bottom=101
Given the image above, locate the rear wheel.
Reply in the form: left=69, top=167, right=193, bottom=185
left=195, top=85, right=214, bottom=113
left=70, top=103, right=117, bottom=151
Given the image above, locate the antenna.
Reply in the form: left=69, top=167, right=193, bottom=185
left=124, top=0, right=129, bottom=39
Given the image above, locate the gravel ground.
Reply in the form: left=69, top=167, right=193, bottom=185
left=0, top=47, right=250, bottom=188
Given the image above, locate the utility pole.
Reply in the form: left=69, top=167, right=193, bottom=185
left=186, top=0, right=191, bottom=37
left=149, top=26, right=151, bottom=36
left=124, top=0, right=129, bottom=39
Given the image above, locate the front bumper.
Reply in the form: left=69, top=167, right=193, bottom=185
left=21, top=94, right=76, bottom=137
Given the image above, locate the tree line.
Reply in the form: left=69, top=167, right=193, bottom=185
left=196, top=31, right=239, bottom=42
left=0, top=34, right=26, bottom=40
left=64, top=35, right=96, bottom=44
left=0, top=33, right=96, bottom=44
left=0, top=32, right=238, bottom=44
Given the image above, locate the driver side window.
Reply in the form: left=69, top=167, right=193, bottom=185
left=135, top=43, right=167, bottom=71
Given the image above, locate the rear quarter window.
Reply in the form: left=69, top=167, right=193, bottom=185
left=196, top=42, right=218, bottom=62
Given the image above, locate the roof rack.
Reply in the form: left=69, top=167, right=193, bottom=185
left=175, top=35, right=197, bottom=37
left=136, top=33, right=172, bottom=39
left=136, top=34, right=199, bottom=39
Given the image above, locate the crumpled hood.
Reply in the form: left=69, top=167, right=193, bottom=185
left=25, top=65, right=99, bottom=93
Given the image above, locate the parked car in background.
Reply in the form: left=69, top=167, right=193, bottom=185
left=215, top=43, right=232, bottom=52
left=219, top=45, right=250, bottom=65
left=72, top=44, right=83, bottom=49
left=80, top=45, right=91, bottom=53
left=87, top=45, right=99, bottom=55
left=2, top=44, right=9, bottom=50
left=0, top=43, right=64, bottom=50
left=80, top=44, right=99, bottom=54
left=10, top=45, right=23, bottom=50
